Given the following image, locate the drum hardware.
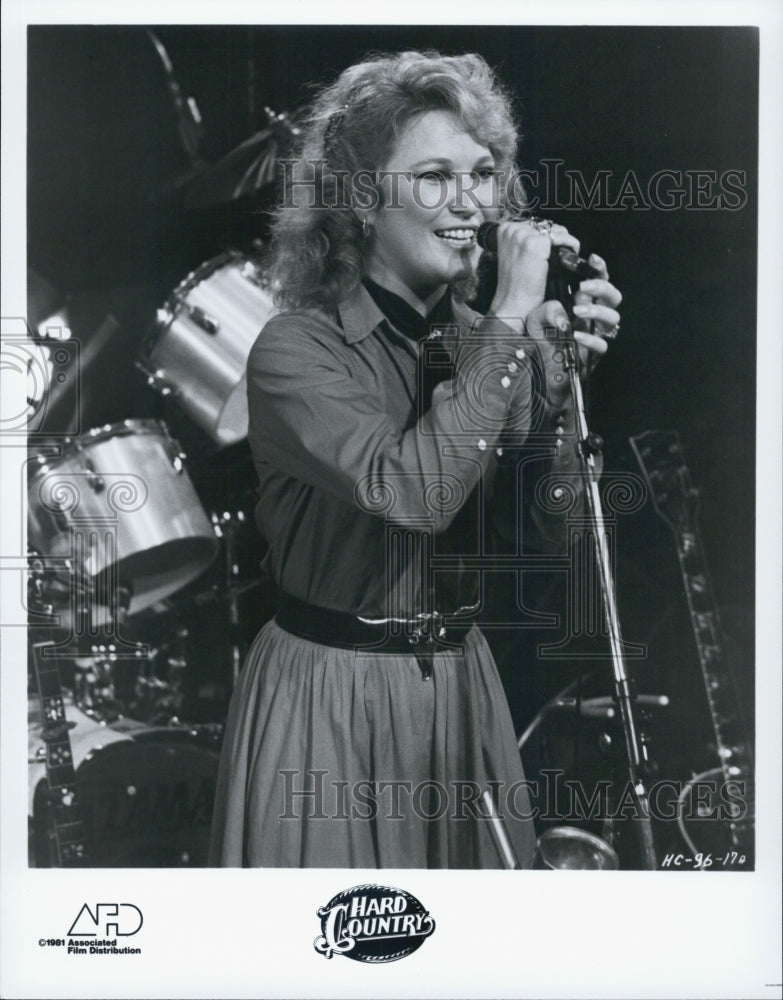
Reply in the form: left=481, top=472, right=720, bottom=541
left=180, top=105, right=299, bottom=210
left=67, top=436, right=106, bottom=492
left=517, top=675, right=620, bottom=869
left=73, top=648, right=122, bottom=720
left=534, top=826, right=619, bottom=870
left=481, top=789, right=521, bottom=869
left=29, top=614, right=226, bottom=867
left=518, top=673, right=595, bottom=751
left=146, top=30, right=203, bottom=167
left=550, top=693, right=670, bottom=722
left=518, top=672, right=672, bottom=869
left=72, top=641, right=143, bottom=721
left=28, top=552, right=149, bottom=658
left=211, top=508, right=249, bottom=686
left=190, top=576, right=263, bottom=604
left=143, top=368, right=177, bottom=397
left=27, top=548, right=109, bottom=650
left=68, top=626, right=191, bottom=726
left=27, top=549, right=56, bottom=620
left=130, top=629, right=189, bottom=724
left=137, top=253, right=277, bottom=446
left=175, top=303, right=219, bottom=336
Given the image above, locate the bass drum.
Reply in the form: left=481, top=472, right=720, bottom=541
left=30, top=714, right=221, bottom=867
left=28, top=419, right=218, bottom=620
left=138, top=252, right=276, bottom=446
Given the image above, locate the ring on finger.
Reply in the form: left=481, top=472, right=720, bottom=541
left=601, top=323, right=620, bottom=340
left=530, top=218, right=555, bottom=235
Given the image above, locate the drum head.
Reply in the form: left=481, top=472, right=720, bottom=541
left=52, top=733, right=220, bottom=866
left=90, top=537, right=218, bottom=612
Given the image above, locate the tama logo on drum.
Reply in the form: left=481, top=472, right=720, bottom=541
left=68, top=902, right=143, bottom=937
left=314, top=885, right=435, bottom=963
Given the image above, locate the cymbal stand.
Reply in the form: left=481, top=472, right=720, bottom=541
left=211, top=510, right=246, bottom=687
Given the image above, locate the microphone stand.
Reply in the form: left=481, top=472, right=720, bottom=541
left=550, top=254, right=658, bottom=870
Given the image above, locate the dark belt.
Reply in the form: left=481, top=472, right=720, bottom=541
left=275, top=592, right=477, bottom=680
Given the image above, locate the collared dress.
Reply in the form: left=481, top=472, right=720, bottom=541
left=208, top=280, right=580, bottom=868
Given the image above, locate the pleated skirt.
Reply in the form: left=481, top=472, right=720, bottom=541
left=208, top=619, right=536, bottom=868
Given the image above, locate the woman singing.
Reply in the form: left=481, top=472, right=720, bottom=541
left=209, top=50, right=622, bottom=868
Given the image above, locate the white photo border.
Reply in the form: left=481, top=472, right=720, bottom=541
left=2, top=2, right=781, bottom=998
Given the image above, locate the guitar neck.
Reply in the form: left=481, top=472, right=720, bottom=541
left=31, top=641, right=89, bottom=866
left=630, top=431, right=753, bottom=784
left=672, top=530, right=753, bottom=780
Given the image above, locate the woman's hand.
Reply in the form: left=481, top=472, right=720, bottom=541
left=524, top=253, right=622, bottom=407
left=485, top=219, right=622, bottom=403
left=487, top=219, right=580, bottom=329
left=571, top=253, right=622, bottom=353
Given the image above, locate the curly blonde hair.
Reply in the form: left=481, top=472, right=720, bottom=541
left=268, top=50, right=520, bottom=309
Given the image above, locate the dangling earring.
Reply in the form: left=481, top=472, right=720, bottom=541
left=361, top=216, right=370, bottom=239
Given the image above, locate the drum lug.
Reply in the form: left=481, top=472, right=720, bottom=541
left=241, top=259, right=264, bottom=287
left=160, top=435, right=188, bottom=474
left=140, top=365, right=178, bottom=398
left=187, top=305, right=219, bottom=335
left=85, top=464, right=105, bottom=493
left=70, top=438, right=105, bottom=492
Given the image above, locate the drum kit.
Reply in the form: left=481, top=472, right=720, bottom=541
left=26, top=39, right=300, bottom=861
left=27, top=249, right=277, bottom=866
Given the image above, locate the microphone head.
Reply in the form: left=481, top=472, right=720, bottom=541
left=477, top=221, right=499, bottom=252
left=477, top=222, right=601, bottom=280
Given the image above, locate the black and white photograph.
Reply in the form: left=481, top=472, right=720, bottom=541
left=2, top=2, right=781, bottom=998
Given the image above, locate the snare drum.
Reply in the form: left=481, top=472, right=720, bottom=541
left=138, top=252, right=276, bottom=445
left=28, top=419, right=218, bottom=618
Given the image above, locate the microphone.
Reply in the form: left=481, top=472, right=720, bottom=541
left=476, top=221, right=501, bottom=252
left=477, top=221, right=600, bottom=280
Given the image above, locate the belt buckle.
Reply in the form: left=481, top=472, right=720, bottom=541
left=408, top=611, right=446, bottom=649
left=408, top=613, right=447, bottom=681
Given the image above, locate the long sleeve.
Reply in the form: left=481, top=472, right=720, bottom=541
left=246, top=309, right=535, bottom=533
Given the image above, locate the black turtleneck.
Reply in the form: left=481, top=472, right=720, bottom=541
left=362, top=277, right=452, bottom=342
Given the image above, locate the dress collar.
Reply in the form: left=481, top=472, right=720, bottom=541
left=336, top=282, right=386, bottom=344
left=336, top=281, right=479, bottom=345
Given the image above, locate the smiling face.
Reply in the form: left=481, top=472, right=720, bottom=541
left=363, top=110, right=500, bottom=309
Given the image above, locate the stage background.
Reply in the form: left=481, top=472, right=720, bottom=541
left=26, top=24, right=758, bottom=862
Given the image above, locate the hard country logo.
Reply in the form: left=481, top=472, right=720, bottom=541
left=314, top=884, right=435, bottom=963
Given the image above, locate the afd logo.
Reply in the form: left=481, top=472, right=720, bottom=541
left=68, top=903, right=143, bottom=937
